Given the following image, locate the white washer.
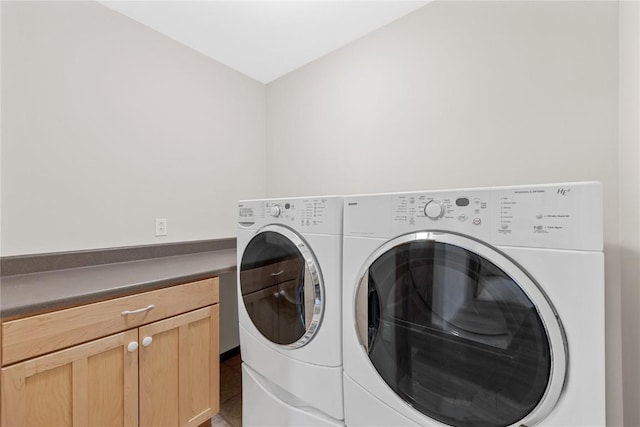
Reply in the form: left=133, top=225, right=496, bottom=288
left=342, top=182, right=605, bottom=427
left=237, top=196, right=344, bottom=426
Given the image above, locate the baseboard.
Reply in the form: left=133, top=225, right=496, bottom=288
left=220, top=346, right=241, bottom=362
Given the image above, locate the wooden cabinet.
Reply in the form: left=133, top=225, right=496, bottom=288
left=1, top=330, right=139, bottom=427
left=1, top=278, right=220, bottom=427
left=139, top=306, right=219, bottom=427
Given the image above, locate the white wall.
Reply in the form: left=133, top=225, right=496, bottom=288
left=267, top=1, right=623, bottom=425
left=619, top=1, right=640, bottom=426
left=0, top=1, right=266, bottom=256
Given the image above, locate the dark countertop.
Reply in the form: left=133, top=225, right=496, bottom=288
left=0, top=249, right=237, bottom=319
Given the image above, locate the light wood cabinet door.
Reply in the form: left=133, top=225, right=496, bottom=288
left=139, top=305, right=219, bottom=427
left=1, top=329, right=139, bottom=427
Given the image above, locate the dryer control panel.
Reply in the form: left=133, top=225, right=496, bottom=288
left=344, top=182, right=602, bottom=251
left=238, top=196, right=343, bottom=235
left=390, top=191, right=492, bottom=241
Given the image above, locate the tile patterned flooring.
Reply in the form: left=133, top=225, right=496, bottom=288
left=212, top=353, right=243, bottom=427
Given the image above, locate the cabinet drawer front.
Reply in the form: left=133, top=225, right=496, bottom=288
left=2, top=277, right=219, bottom=366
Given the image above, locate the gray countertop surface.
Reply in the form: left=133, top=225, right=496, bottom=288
left=1, top=249, right=237, bottom=319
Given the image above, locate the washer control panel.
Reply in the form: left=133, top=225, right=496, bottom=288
left=238, top=196, right=343, bottom=234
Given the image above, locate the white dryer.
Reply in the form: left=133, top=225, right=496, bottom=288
left=237, top=196, right=344, bottom=426
left=342, top=182, right=605, bottom=427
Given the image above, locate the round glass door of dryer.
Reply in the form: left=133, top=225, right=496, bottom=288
left=354, top=232, right=567, bottom=427
left=240, top=226, right=323, bottom=348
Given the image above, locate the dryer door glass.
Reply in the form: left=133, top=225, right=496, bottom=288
left=356, top=235, right=558, bottom=427
left=240, top=229, right=322, bottom=348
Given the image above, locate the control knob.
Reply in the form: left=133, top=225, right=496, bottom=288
left=269, top=206, right=281, bottom=217
left=424, top=200, right=445, bottom=220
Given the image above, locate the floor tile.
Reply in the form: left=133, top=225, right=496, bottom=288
left=214, top=351, right=243, bottom=427
left=211, top=413, right=232, bottom=427
left=225, top=354, right=242, bottom=373
left=220, top=392, right=243, bottom=427
left=220, top=363, right=243, bottom=403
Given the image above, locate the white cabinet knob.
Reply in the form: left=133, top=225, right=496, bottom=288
left=141, top=336, right=153, bottom=347
left=127, top=341, right=139, bottom=352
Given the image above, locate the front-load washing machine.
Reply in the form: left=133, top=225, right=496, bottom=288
left=237, top=196, right=344, bottom=426
left=342, top=182, right=605, bottom=427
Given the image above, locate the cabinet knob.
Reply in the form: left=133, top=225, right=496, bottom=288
left=141, top=336, right=153, bottom=347
left=127, top=341, right=139, bottom=352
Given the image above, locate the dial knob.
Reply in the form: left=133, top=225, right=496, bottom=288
left=424, top=200, right=445, bottom=220
left=269, top=206, right=281, bottom=217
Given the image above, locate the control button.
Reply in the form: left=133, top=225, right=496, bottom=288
left=458, top=214, right=468, bottom=222
left=536, top=213, right=543, bottom=219
left=285, top=203, right=291, bottom=210
left=456, top=198, right=470, bottom=207
left=474, top=198, right=481, bottom=205
left=501, top=223, right=509, bottom=229
left=473, top=218, right=482, bottom=225
left=269, top=206, right=281, bottom=217
left=424, top=200, right=445, bottom=220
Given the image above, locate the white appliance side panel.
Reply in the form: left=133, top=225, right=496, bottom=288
left=500, top=247, right=606, bottom=427
left=240, top=325, right=344, bottom=420
left=242, top=363, right=344, bottom=427
left=343, top=374, right=421, bottom=427
left=237, top=232, right=342, bottom=367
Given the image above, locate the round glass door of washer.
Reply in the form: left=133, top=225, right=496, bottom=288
left=240, top=226, right=323, bottom=348
left=355, top=232, right=567, bottom=427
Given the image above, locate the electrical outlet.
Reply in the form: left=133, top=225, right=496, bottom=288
left=155, top=218, right=167, bottom=236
